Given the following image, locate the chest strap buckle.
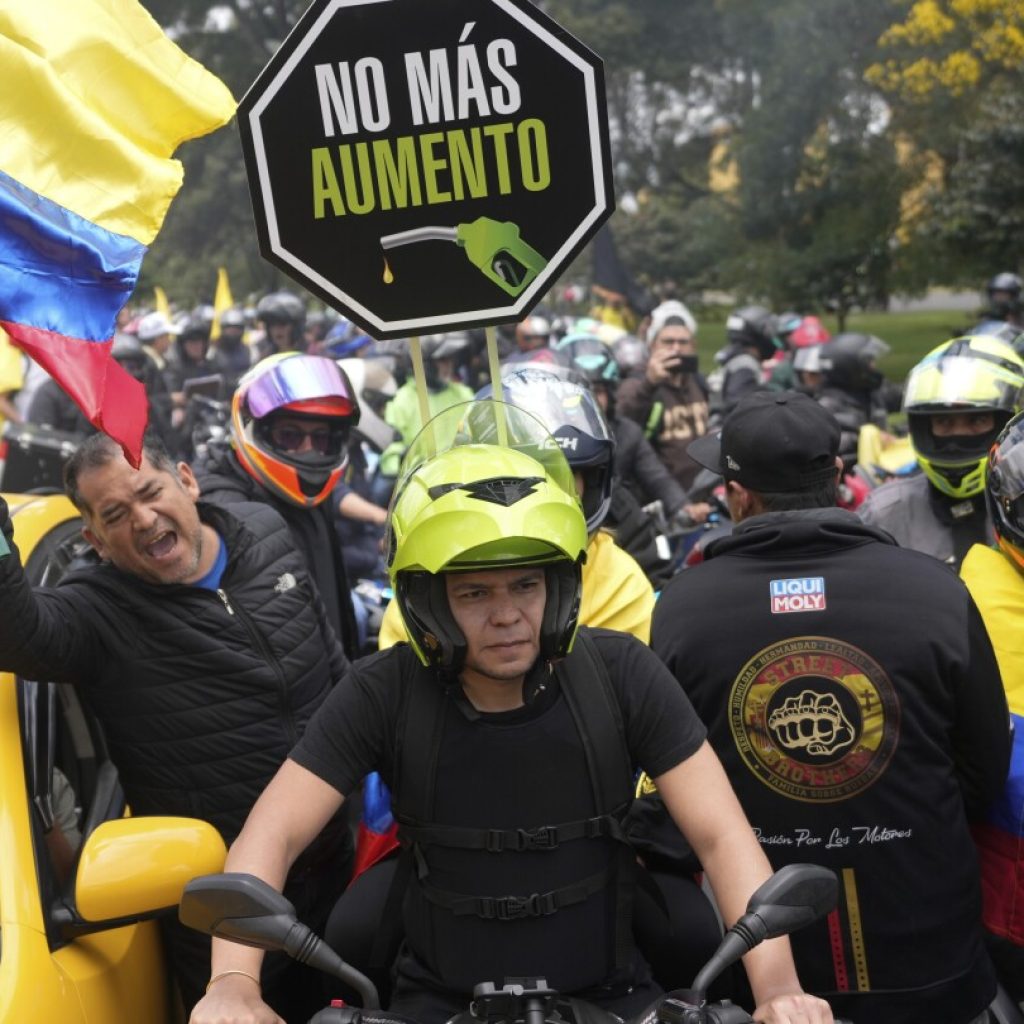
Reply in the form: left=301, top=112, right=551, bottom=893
left=482, top=891, right=558, bottom=921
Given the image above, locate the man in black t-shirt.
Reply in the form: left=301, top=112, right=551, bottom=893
left=190, top=403, right=832, bottom=1024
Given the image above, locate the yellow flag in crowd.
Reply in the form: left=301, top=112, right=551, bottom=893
left=210, top=266, right=234, bottom=341
left=153, top=286, right=171, bottom=319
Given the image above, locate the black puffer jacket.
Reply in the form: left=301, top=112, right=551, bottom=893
left=612, top=415, right=687, bottom=514
left=0, top=497, right=348, bottom=850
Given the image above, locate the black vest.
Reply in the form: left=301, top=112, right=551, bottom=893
left=389, top=633, right=637, bottom=994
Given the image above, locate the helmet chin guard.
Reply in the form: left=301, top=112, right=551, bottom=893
left=397, top=558, right=584, bottom=675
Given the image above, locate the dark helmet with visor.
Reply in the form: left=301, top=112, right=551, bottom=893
left=986, top=410, right=1024, bottom=572
left=819, top=333, right=890, bottom=393
left=726, top=305, right=778, bottom=360
left=475, top=367, right=615, bottom=535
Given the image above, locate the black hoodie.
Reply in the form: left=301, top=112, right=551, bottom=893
left=653, top=508, right=1009, bottom=1024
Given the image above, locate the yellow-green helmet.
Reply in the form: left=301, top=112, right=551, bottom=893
left=903, top=335, right=1024, bottom=499
left=387, top=400, right=588, bottom=672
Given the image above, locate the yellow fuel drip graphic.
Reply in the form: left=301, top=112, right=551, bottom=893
left=382, top=257, right=394, bottom=285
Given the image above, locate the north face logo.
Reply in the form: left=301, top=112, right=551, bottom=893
left=274, top=572, right=297, bottom=593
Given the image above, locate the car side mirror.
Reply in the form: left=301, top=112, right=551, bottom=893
left=74, top=817, right=226, bottom=924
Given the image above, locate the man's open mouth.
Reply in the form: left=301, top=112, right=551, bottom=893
left=144, top=530, right=177, bottom=559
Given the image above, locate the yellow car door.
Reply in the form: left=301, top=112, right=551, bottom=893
left=0, top=494, right=224, bottom=1023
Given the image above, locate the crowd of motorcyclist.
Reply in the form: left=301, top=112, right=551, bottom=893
left=6, top=267, right=1024, bottom=1022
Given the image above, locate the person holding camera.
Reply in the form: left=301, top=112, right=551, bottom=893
left=616, top=300, right=711, bottom=492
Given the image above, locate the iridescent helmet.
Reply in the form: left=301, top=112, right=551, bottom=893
left=904, top=334, right=1024, bottom=499
left=553, top=331, right=620, bottom=415
left=230, top=353, right=359, bottom=507
left=388, top=401, right=587, bottom=672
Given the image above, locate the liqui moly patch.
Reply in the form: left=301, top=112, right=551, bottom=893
left=770, top=577, right=826, bottom=614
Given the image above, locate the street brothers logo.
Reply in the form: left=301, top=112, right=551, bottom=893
left=729, top=637, right=900, bottom=803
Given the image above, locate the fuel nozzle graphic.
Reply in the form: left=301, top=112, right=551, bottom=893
left=380, top=217, right=547, bottom=297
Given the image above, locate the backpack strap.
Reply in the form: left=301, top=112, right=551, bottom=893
left=554, top=629, right=636, bottom=972
left=381, top=632, right=638, bottom=975
left=418, top=865, right=613, bottom=921
left=643, top=400, right=664, bottom=441
left=397, top=814, right=626, bottom=852
left=368, top=652, right=450, bottom=973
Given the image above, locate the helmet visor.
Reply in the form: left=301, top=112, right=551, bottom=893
left=244, top=356, right=356, bottom=419
left=397, top=400, right=578, bottom=505
left=904, top=353, right=1024, bottom=413
left=990, top=418, right=1024, bottom=507
left=497, top=369, right=613, bottom=442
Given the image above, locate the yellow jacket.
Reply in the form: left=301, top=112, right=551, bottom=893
left=961, top=542, right=1024, bottom=715
left=378, top=527, right=655, bottom=649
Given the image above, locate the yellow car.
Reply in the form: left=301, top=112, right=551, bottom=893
left=0, top=493, right=226, bottom=1023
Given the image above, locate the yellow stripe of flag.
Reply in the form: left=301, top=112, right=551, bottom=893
left=0, top=0, right=236, bottom=245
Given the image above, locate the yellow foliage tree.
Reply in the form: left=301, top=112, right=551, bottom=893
left=866, top=0, right=1024, bottom=99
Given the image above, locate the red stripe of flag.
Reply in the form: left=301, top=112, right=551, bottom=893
left=3, top=322, right=147, bottom=467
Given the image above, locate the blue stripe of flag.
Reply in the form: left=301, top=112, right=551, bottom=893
left=0, top=167, right=146, bottom=342
left=987, top=712, right=1024, bottom=839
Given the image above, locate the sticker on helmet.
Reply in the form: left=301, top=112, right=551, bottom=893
left=428, top=476, right=545, bottom=507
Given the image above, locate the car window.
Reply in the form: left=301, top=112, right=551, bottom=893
left=18, top=515, right=125, bottom=950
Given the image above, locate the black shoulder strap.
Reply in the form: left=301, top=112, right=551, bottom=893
left=383, top=633, right=638, bottom=972
left=369, top=653, right=449, bottom=972
left=391, top=656, right=450, bottom=820
left=554, top=629, right=633, bottom=815
left=554, top=629, right=636, bottom=971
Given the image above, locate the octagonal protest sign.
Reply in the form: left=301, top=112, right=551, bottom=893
left=238, top=0, right=614, bottom=339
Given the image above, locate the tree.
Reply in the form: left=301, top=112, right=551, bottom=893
left=549, top=0, right=906, bottom=317
left=866, top=0, right=1024, bottom=282
left=136, top=0, right=940, bottom=319
left=137, top=1, right=311, bottom=309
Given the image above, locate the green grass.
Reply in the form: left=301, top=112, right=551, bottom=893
left=694, top=308, right=981, bottom=384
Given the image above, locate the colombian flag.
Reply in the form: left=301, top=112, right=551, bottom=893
left=974, top=713, right=1024, bottom=945
left=0, top=0, right=235, bottom=464
left=352, top=772, right=400, bottom=883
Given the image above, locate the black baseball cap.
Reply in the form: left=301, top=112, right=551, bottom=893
left=687, top=390, right=841, bottom=492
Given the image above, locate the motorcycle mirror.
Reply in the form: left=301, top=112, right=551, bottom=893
left=687, top=864, right=838, bottom=1000
left=745, top=863, right=838, bottom=939
left=178, top=872, right=382, bottom=1009
left=179, top=872, right=300, bottom=951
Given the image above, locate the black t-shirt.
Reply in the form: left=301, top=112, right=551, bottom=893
left=291, top=627, right=706, bottom=997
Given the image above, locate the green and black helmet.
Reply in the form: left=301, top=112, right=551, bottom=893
left=387, top=401, right=588, bottom=673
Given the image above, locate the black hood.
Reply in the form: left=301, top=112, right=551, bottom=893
left=704, top=507, right=896, bottom=561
